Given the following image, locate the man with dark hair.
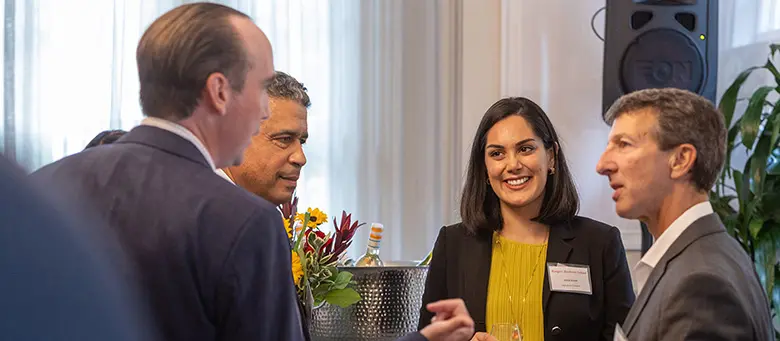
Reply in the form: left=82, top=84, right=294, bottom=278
left=217, top=71, right=309, bottom=205
left=84, top=129, right=127, bottom=149
left=215, top=71, right=476, bottom=341
left=30, top=3, right=299, bottom=340
left=596, top=88, right=773, bottom=340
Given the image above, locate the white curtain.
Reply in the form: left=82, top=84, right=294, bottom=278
left=0, top=0, right=464, bottom=262
left=328, top=0, right=463, bottom=261
left=718, top=0, right=780, bottom=101
left=0, top=0, right=328, bottom=167
left=0, top=0, right=332, bottom=214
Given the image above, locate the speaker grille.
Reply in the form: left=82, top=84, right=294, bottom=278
left=675, top=12, right=696, bottom=31
left=619, top=28, right=704, bottom=94
left=631, top=11, right=654, bottom=30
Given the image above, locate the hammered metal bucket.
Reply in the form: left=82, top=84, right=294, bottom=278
left=311, top=261, right=429, bottom=341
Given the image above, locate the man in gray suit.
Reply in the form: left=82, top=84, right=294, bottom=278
left=596, top=88, right=774, bottom=340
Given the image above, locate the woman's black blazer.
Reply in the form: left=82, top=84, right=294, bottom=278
left=417, top=216, right=635, bottom=341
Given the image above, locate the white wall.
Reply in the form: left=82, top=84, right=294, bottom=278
left=455, top=0, right=642, bottom=249
left=499, top=0, right=642, bottom=249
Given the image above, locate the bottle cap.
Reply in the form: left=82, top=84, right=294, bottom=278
left=368, top=223, right=383, bottom=248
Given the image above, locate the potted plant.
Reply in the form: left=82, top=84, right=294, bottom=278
left=710, top=44, right=780, bottom=336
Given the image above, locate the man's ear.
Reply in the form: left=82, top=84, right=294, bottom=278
left=669, top=143, right=697, bottom=180
left=202, top=72, right=231, bottom=116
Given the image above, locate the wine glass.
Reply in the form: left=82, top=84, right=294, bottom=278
left=489, top=323, right=522, bottom=341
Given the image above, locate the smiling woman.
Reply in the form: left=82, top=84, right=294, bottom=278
left=418, top=97, right=636, bottom=341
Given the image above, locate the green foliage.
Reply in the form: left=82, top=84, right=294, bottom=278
left=711, top=44, right=780, bottom=337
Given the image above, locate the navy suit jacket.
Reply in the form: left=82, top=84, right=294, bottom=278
left=0, top=155, right=155, bottom=340
left=30, top=126, right=305, bottom=341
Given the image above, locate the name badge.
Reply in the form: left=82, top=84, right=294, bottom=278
left=547, top=263, right=592, bottom=295
left=613, top=323, right=628, bottom=341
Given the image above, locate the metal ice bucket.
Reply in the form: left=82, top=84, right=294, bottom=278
left=311, top=261, right=429, bottom=341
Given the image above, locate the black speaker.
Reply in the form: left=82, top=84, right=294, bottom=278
left=602, top=0, right=718, bottom=117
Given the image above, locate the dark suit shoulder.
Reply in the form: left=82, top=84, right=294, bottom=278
left=667, top=228, right=752, bottom=277
left=440, top=222, right=491, bottom=239
left=441, top=222, right=466, bottom=235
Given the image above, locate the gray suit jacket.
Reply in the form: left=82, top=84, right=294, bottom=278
left=623, top=214, right=774, bottom=341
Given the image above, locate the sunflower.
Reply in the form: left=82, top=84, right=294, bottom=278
left=291, top=250, right=304, bottom=286
left=296, top=207, right=329, bottom=229
left=283, top=218, right=292, bottom=239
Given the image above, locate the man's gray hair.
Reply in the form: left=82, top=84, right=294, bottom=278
left=604, top=88, right=726, bottom=192
left=268, top=71, right=311, bottom=108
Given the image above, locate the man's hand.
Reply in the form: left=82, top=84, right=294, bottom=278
left=419, top=298, right=475, bottom=341
left=470, top=332, right=498, bottom=341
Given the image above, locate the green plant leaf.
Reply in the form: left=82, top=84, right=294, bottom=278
left=332, top=270, right=353, bottom=290
left=724, top=212, right=741, bottom=238
left=771, top=110, right=780, bottom=153
left=750, top=218, right=766, bottom=240
left=324, top=287, right=361, bottom=308
left=756, top=228, right=780, bottom=299
left=766, top=192, right=780, bottom=222
left=751, top=132, right=774, bottom=197
left=720, top=67, right=762, bottom=128
left=766, top=58, right=780, bottom=87
left=734, top=169, right=748, bottom=211
left=772, top=267, right=780, bottom=331
left=771, top=44, right=780, bottom=58
left=728, top=117, right=743, bottom=152
left=741, top=86, right=774, bottom=149
left=736, top=168, right=754, bottom=242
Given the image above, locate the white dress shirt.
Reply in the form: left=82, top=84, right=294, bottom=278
left=215, top=169, right=235, bottom=184
left=633, top=201, right=714, bottom=295
left=141, top=117, right=236, bottom=184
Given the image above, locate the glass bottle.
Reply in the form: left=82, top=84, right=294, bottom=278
left=355, top=223, right=384, bottom=267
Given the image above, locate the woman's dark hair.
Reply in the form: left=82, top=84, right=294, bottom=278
left=84, top=130, right=127, bottom=150
left=460, top=97, right=579, bottom=234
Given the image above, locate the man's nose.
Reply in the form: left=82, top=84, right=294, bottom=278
left=290, top=145, right=306, bottom=167
left=595, top=152, right=613, bottom=176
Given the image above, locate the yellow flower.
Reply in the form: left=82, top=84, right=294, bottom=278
left=291, top=250, right=303, bottom=286
left=296, top=207, right=329, bottom=229
left=283, top=218, right=292, bottom=239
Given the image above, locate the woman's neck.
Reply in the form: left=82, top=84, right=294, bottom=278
left=498, top=204, right=549, bottom=244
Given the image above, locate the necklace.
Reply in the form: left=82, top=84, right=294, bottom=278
left=494, top=229, right=549, bottom=325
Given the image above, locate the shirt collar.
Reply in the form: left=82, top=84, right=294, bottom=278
left=639, top=201, right=714, bottom=268
left=140, top=117, right=216, bottom=170
left=215, top=168, right=235, bottom=184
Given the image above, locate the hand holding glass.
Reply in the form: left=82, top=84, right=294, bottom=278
left=489, top=323, right=521, bottom=341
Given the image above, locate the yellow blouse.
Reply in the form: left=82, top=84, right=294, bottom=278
left=486, top=233, right=548, bottom=341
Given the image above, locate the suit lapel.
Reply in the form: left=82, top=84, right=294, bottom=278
left=543, top=222, right=575, bottom=312
left=623, top=214, right=725, bottom=334
left=463, top=230, right=493, bottom=332
left=622, top=260, right=666, bottom=333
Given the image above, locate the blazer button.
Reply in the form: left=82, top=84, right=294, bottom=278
left=551, top=326, right=561, bottom=335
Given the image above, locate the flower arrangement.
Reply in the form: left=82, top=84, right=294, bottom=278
left=280, top=196, right=364, bottom=308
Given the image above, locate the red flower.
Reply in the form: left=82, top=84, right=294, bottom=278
left=324, top=211, right=364, bottom=261
left=279, top=196, right=299, bottom=222
left=304, top=229, right=326, bottom=253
